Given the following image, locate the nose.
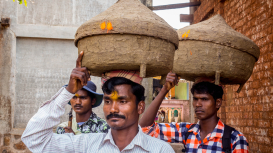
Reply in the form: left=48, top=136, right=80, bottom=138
left=194, top=99, right=202, bottom=107
left=110, top=101, right=119, bottom=114
left=196, top=99, right=202, bottom=107
left=75, top=97, right=81, bottom=105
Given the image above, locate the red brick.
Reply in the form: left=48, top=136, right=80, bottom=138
left=245, top=105, right=253, bottom=111
left=256, top=136, right=265, bottom=144
left=257, top=87, right=265, bottom=95
left=262, top=112, right=269, bottom=119
left=261, top=78, right=270, bottom=86
left=269, top=129, right=273, bottom=137
left=238, top=90, right=245, bottom=97
left=246, top=119, right=254, bottom=126
left=264, top=137, right=272, bottom=145
left=267, top=34, right=273, bottom=43
left=256, top=5, right=267, bottom=16
left=250, top=143, right=259, bottom=151
left=263, top=103, right=270, bottom=111
left=250, top=96, right=258, bottom=104
left=259, top=144, right=273, bottom=153
left=255, top=104, right=264, bottom=111
left=252, top=80, right=260, bottom=88
left=253, top=112, right=260, bottom=119
left=256, top=37, right=268, bottom=47
left=257, top=120, right=271, bottom=128
left=242, top=97, right=249, bottom=104
left=262, top=95, right=271, bottom=103
left=260, top=45, right=269, bottom=54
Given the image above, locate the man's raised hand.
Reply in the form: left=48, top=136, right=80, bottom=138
left=66, top=51, right=90, bottom=94
left=164, top=72, right=179, bottom=91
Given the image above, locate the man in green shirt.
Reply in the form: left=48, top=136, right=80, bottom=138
left=56, top=81, right=110, bottom=135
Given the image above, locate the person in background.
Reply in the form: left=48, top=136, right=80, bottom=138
left=56, top=80, right=110, bottom=135
left=140, top=72, right=249, bottom=153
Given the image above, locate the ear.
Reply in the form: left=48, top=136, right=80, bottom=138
left=137, top=101, right=145, bottom=115
left=91, top=98, right=96, bottom=106
left=215, top=98, right=222, bottom=109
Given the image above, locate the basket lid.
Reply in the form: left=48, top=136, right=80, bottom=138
left=177, top=14, right=260, bottom=61
left=75, top=0, right=179, bottom=49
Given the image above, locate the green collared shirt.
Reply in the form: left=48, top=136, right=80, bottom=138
left=56, top=112, right=110, bottom=134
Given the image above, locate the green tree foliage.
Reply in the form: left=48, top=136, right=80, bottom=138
left=13, top=0, right=27, bottom=7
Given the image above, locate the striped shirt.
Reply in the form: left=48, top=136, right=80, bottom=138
left=21, top=87, right=175, bottom=153
left=142, top=120, right=249, bottom=153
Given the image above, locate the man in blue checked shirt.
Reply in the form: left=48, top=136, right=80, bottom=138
left=140, top=72, right=249, bottom=153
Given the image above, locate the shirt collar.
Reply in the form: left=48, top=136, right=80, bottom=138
left=101, top=125, right=148, bottom=151
left=188, top=118, right=224, bottom=139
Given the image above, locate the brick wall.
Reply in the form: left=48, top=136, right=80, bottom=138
left=193, top=0, right=273, bottom=152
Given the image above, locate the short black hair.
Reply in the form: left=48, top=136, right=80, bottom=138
left=191, top=82, right=223, bottom=102
left=102, top=77, right=145, bottom=105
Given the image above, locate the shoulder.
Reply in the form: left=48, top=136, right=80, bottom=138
left=230, top=129, right=248, bottom=150
left=144, top=134, right=174, bottom=152
left=230, top=129, right=248, bottom=142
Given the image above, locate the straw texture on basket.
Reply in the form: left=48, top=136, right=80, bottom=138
left=174, top=15, right=260, bottom=86
left=75, top=0, right=178, bottom=77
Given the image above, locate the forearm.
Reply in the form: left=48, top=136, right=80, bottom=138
left=139, top=86, right=169, bottom=127
left=21, top=87, right=74, bottom=152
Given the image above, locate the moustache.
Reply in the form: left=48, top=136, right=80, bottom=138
left=106, top=113, right=126, bottom=120
left=73, top=105, right=83, bottom=108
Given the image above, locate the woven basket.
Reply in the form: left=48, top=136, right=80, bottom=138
left=174, top=15, right=260, bottom=92
left=75, top=0, right=178, bottom=77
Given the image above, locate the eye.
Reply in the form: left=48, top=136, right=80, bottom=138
left=104, top=100, right=110, bottom=104
left=120, top=101, right=127, bottom=104
left=72, top=96, right=77, bottom=99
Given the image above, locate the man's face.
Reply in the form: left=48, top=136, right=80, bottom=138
left=192, top=92, right=221, bottom=120
left=103, top=84, right=144, bottom=130
left=70, top=89, right=95, bottom=115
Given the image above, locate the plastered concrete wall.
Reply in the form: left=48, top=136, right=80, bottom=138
left=0, top=0, right=153, bottom=152
left=193, top=0, right=273, bottom=152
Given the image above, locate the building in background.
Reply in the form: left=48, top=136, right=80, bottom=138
left=153, top=79, right=193, bottom=124
left=190, top=0, right=273, bottom=153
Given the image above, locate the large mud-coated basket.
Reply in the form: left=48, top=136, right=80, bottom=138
left=74, top=0, right=178, bottom=78
left=174, top=15, right=260, bottom=92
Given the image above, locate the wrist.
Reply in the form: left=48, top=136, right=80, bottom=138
left=161, top=86, right=169, bottom=94
left=65, top=86, right=75, bottom=94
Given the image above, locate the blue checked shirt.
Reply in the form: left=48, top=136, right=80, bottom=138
left=21, top=87, right=175, bottom=153
left=142, top=120, right=249, bottom=153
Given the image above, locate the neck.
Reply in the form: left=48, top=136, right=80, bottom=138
left=111, top=122, right=139, bottom=151
left=76, top=110, right=92, bottom=122
left=199, top=114, right=219, bottom=134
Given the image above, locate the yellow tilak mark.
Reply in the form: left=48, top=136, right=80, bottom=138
left=110, top=91, right=119, bottom=100
left=75, top=93, right=80, bottom=97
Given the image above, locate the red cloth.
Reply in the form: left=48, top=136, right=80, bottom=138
left=101, top=70, right=143, bottom=85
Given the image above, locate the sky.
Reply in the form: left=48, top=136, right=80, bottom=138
left=153, top=0, right=190, bottom=29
